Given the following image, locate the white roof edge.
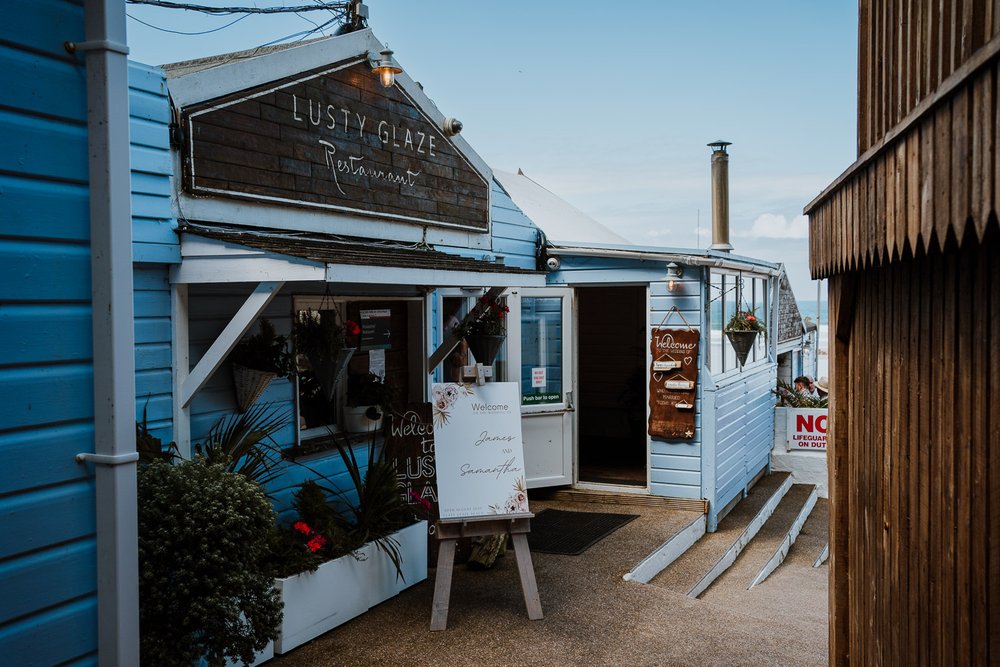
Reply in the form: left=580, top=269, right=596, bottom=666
left=545, top=241, right=783, bottom=273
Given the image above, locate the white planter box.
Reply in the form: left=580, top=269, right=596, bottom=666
left=272, top=520, right=428, bottom=656
left=273, top=544, right=372, bottom=654
left=365, top=520, right=429, bottom=608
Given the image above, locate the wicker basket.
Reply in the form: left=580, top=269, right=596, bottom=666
left=232, top=364, right=277, bottom=412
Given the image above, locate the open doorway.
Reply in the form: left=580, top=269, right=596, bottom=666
left=577, top=286, right=647, bottom=487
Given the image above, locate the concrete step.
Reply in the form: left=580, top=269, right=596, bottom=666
left=647, top=471, right=792, bottom=597
left=701, top=484, right=817, bottom=596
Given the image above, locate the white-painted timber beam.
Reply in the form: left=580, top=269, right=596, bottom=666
left=179, top=281, right=284, bottom=408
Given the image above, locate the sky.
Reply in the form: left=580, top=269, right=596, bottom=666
left=126, top=1, right=858, bottom=306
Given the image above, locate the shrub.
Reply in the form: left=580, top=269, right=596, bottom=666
left=138, top=459, right=281, bottom=666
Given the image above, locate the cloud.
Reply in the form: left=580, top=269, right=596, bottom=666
left=746, top=213, right=809, bottom=239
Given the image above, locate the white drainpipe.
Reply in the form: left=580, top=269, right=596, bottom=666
left=72, top=1, right=139, bottom=664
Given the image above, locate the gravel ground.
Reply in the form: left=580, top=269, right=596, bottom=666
left=269, top=498, right=828, bottom=667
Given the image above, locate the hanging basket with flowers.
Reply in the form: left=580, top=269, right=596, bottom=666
left=230, top=318, right=295, bottom=412
left=456, top=295, right=509, bottom=366
left=724, top=309, right=766, bottom=366
left=293, top=309, right=361, bottom=401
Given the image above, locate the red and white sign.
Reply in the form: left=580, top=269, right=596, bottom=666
left=786, top=408, right=828, bottom=451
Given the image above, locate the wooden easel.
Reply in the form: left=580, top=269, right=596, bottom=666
left=430, top=513, right=543, bottom=631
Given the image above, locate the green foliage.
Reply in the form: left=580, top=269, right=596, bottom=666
left=293, top=309, right=347, bottom=358
left=136, top=402, right=178, bottom=465
left=230, top=318, right=294, bottom=377
left=725, top=308, right=767, bottom=334
left=138, top=459, right=281, bottom=667
left=454, top=295, right=509, bottom=337
left=195, top=403, right=290, bottom=488
left=773, top=380, right=829, bottom=408
left=267, top=481, right=353, bottom=579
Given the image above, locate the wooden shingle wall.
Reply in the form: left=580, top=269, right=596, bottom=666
left=827, top=227, right=999, bottom=665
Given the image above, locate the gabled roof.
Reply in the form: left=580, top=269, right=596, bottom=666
left=494, top=169, right=630, bottom=245
left=777, top=272, right=806, bottom=343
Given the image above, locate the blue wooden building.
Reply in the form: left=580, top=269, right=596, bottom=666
left=0, top=1, right=138, bottom=663
left=496, top=170, right=784, bottom=530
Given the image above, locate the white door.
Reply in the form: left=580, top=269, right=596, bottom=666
left=508, top=288, right=574, bottom=488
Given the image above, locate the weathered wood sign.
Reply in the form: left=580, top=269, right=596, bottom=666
left=181, top=57, right=490, bottom=232
left=432, top=382, right=528, bottom=519
left=648, top=328, right=700, bottom=440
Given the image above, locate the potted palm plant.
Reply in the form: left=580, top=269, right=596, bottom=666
left=230, top=318, right=294, bottom=412
left=724, top=308, right=766, bottom=366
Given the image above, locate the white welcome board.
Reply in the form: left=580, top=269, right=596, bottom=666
left=432, top=382, right=529, bottom=519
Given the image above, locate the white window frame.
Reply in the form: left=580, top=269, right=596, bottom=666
left=292, top=294, right=425, bottom=444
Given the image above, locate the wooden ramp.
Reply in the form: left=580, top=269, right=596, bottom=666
left=647, top=472, right=792, bottom=597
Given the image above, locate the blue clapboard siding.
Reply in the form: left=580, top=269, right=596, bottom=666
left=486, top=180, right=540, bottom=269
left=129, top=62, right=178, bottom=265
left=706, top=361, right=776, bottom=528
left=128, top=62, right=177, bottom=445
left=432, top=179, right=540, bottom=268
left=0, top=1, right=99, bottom=663
left=647, top=274, right=704, bottom=499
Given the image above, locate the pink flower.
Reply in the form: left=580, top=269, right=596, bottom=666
left=292, top=521, right=311, bottom=536
left=345, top=320, right=361, bottom=336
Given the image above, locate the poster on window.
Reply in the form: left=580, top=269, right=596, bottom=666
left=432, top=382, right=529, bottom=519
left=648, top=328, right=699, bottom=440
left=359, top=308, right=391, bottom=350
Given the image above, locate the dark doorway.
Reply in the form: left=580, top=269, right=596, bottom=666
left=577, top=286, right=647, bottom=487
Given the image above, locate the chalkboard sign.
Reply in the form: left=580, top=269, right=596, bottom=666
left=648, top=329, right=699, bottom=440
left=181, top=58, right=490, bottom=232
left=386, top=404, right=437, bottom=514
left=432, top=382, right=528, bottom=519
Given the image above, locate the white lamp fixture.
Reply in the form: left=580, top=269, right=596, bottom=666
left=370, top=46, right=402, bottom=88
left=666, top=262, right=684, bottom=291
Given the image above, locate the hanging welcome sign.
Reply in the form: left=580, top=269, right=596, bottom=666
left=648, top=307, right=700, bottom=440
left=432, top=382, right=529, bottom=519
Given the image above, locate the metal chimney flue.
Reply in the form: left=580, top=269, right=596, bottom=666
left=708, top=140, right=734, bottom=252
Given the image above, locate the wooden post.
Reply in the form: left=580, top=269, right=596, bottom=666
left=429, top=514, right=542, bottom=631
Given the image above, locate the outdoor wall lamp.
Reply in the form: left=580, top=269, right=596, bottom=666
left=666, top=262, right=684, bottom=291
left=369, top=46, right=402, bottom=88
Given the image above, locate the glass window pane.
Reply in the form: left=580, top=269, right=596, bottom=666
left=723, top=275, right=737, bottom=371
left=520, top=297, right=563, bottom=405
left=296, top=307, right=342, bottom=432
left=753, top=278, right=768, bottom=362
left=442, top=297, right=470, bottom=383
left=710, top=272, right=723, bottom=372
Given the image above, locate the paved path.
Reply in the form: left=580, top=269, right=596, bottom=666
left=270, top=499, right=828, bottom=667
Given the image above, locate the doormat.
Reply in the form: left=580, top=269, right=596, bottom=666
left=527, top=509, right=639, bottom=555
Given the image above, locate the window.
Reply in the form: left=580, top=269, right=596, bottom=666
left=293, top=295, right=423, bottom=445
left=519, top=296, right=563, bottom=405
left=438, top=291, right=509, bottom=382
left=708, top=271, right=772, bottom=375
